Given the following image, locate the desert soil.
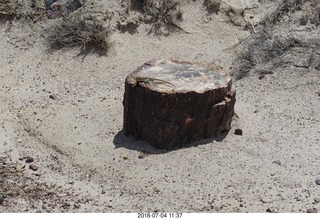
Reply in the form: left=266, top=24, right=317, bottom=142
left=1, top=0, right=320, bottom=213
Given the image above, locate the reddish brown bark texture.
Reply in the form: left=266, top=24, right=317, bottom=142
left=123, top=60, right=236, bottom=149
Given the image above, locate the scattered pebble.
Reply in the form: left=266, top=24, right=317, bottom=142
left=138, top=153, right=146, bottom=159
left=49, top=94, right=57, bottom=100
left=25, top=157, right=34, bottom=163
left=101, top=190, right=106, bottom=194
left=294, top=196, right=301, bottom=201
left=234, top=129, right=243, bottom=135
left=153, top=187, right=160, bottom=193
left=258, top=75, right=265, bottom=80
left=56, top=193, right=68, bottom=197
left=306, top=208, right=317, bottom=213
left=266, top=208, right=273, bottom=213
left=273, top=160, right=281, bottom=166
left=61, top=202, right=71, bottom=209
left=314, top=197, right=320, bottom=204
left=17, top=139, right=22, bottom=144
left=29, top=164, right=38, bottom=171
left=315, top=179, right=320, bottom=185
left=123, top=156, right=128, bottom=160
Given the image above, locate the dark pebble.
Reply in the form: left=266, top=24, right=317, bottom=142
left=25, top=157, right=34, bottom=163
left=315, top=179, right=320, bottom=185
left=234, top=129, right=243, bottom=135
left=266, top=208, right=273, bottom=213
left=273, top=160, right=281, bottom=166
left=101, top=190, right=106, bottom=194
left=258, top=75, right=265, bottom=80
left=306, top=208, right=318, bottom=213
left=49, top=94, right=56, bottom=100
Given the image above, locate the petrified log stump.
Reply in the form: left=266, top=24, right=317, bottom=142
left=123, top=59, right=236, bottom=149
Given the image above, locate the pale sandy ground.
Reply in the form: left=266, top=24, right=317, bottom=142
left=1, top=0, right=320, bottom=213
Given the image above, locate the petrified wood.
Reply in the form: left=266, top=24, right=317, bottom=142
left=123, top=59, right=236, bottom=149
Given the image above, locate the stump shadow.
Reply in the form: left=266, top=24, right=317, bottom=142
left=113, top=130, right=230, bottom=154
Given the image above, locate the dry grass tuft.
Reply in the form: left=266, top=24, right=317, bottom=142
left=143, top=0, right=183, bottom=35
left=0, top=0, right=21, bottom=21
left=46, top=13, right=112, bottom=55
left=120, top=0, right=185, bottom=35
left=203, top=0, right=221, bottom=14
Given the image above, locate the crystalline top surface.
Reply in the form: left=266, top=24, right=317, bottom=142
left=136, top=59, right=231, bottom=93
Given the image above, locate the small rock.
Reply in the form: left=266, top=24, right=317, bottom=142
left=306, top=208, right=317, bottom=213
left=315, top=179, right=320, bottom=185
left=123, top=156, right=128, bottom=160
left=61, top=202, right=71, bottom=209
left=138, top=153, right=146, bottom=159
left=314, top=197, right=320, bottom=204
left=266, top=208, right=273, bottom=213
left=273, top=160, right=281, bottom=166
left=49, top=94, right=56, bottom=100
left=17, top=139, right=23, bottom=143
left=101, top=190, right=106, bottom=194
left=234, top=129, right=243, bottom=135
left=25, top=157, right=34, bottom=163
left=56, top=193, right=68, bottom=197
left=239, top=203, right=243, bottom=207
left=258, top=75, right=265, bottom=80
left=29, top=164, right=38, bottom=171
left=153, top=187, right=160, bottom=193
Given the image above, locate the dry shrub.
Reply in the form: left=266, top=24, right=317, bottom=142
left=120, top=0, right=185, bottom=35
left=144, top=0, right=183, bottom=35
left=203, top=0, right=221, bottom=14
left=46, top=13, right=112, bottom=55
left=0, top=0, right=21, bottom=21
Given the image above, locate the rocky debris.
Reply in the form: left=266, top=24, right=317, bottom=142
left=315, top=179, right=320, bottom=185
left=0, top=154, right=93, bottom=212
